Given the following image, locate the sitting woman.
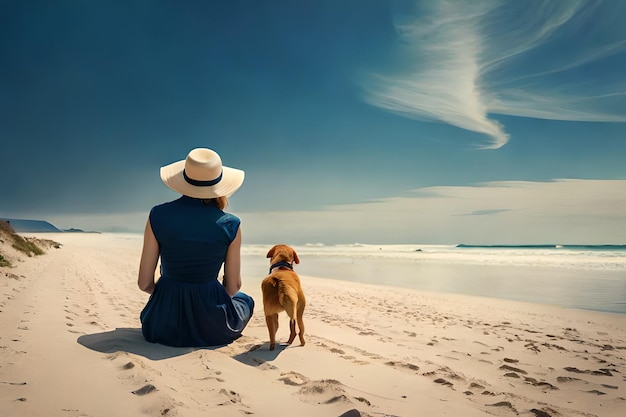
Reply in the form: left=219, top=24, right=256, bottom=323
left=138, top=148, right=254, bottom=347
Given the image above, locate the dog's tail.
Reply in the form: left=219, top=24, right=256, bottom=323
left=277, top=282, right=299, bottom=320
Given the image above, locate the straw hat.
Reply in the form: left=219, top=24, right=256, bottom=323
left=160, top=148, right=245, bottom=198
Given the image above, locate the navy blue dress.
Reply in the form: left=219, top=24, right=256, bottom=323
left=140, top=196, right=254, bottom=347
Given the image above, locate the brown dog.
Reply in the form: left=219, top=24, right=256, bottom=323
left=261, top=244, right=306, bottom=350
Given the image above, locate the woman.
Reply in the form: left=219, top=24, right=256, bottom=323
left=138, top=148, right=254, bottom=347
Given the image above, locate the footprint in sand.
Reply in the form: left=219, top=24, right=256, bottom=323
left=542, top=342, right=568, bottom=352
left=424, top=366, right=468, bottom=390
left=522, top=377, right=558, bottom=390
left=466, top=382, right=485, bottom=393
left=1, top=381, right=27, bottom=386
left=556, top=376, right=585, bottom=384
left=530, top=409, right=555, bottom=417
left=499, top=364, right=528, bottom=375
left=433, top=378, right=454, bottom=388
left=279, top=371, right=309, bottom=386
left=297, top=379, right=362, bottom=406
left=132, top=384, right=157, bottom=396
left=486, top=401, right=518, bottom=413
left=563, top=366, right=613, bottom=376
left=217, top=388, right=251, bottom=412
left=384, top=360, right=419, bottom=372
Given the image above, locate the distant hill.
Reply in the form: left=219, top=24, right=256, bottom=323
left=0, top=218, right=62, bottom=233
left=0, top=218, right=96, bottom=233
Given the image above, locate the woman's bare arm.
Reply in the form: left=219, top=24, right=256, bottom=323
left=222, top=227, right=242, bottom=297
left=138, top=219, right=159, bottom=294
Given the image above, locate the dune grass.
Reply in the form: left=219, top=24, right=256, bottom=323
left=11, top=234, right=45, bottom=256
left=0, top=220, right=46, bottom=267
left=0, top=253, right=9, bottom=267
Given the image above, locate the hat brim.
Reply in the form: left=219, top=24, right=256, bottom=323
left=160, top=160, right=245, bottom=199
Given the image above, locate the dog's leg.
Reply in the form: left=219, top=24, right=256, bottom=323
left=265, top=313, right=279, bottom=350
left=287, top=318, right=297, bottom=345
left=283, top=297, right=298, bottom=345
left=297, top=299, right=306, bottom=346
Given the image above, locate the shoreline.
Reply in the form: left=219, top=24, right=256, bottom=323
left=240, top=246, right=626, bottom=315
left=1, top=233, right=625, bottom=416
left=7, top=232, right=626, bottom=314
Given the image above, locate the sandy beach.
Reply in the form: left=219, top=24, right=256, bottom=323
left=1, top=233, right=625, bottom=417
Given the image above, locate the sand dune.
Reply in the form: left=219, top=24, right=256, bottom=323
left=1, top=233, right=625, bottom=416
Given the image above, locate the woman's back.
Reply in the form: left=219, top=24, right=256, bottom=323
left=150, top=196, right=240, bottom=283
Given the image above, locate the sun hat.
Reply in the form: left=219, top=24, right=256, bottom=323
left=160, top=148, right=245, bottom=198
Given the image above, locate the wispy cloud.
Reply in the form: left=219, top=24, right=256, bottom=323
left=362, top=0, right=626, bottom=148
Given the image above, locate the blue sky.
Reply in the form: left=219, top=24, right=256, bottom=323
left=1, top=0, right=625, bottom=244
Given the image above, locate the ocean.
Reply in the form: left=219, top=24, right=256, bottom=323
left=241, top=244, right=626, bottom=314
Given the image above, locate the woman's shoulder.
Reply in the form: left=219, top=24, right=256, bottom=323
left=149, top=197, right=185, bottom=217
left=217, top=211, right=241, bottom=225
left=217, top=212, right=241, bottom=238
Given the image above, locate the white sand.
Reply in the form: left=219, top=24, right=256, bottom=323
left=1, top=233, right=625, bottom=417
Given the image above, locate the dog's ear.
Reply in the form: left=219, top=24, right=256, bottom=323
left=292, top=249, right=300, bottom=264
left=266, top=245, right=276, bottom=259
